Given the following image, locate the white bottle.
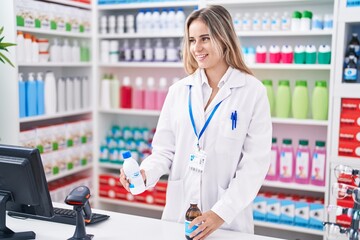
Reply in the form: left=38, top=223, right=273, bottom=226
left=108, top=15, right=116, bottom=34
left=271, top=12, right=281, bottom=31
left=166, top=39, right=178, bottom=62
left=100, top=15, right=107, bottom=34
left=50, top=38, right=61, bottom=62
left=73, top=77, right=81, bottom=110
left=123, top=39, right=132, bottom=61
left=144, top=9, right=152, bottom=33
left=100, top=74, right=111, bottom=109
left=175, top=8, right=186, bottom=34
left=126, top=14, right=135, bottom=34
left=31, top=36, right=39, bottom=63
left=122, top=151, right=145, bottom=195
left=144, top=39, right=153, bottom=61
left=62, top=39, right=71, bottom=62
left=156, top=77, right=168, bottom=110
left=160, top=9, right=168, bottom=33
left=234, top=13, right=243, bottom=32
left=81, top=77, right=89, bottom=108
left=57, top=77, right=66, bottom=113
left=281, top=12, right=291, bottom=31
left=72, top=40, right=80, bottom=62
left=17, top=31, right=25, bottom=62
left=154, top=39, right=165, bottom=62
left=252, top=12, right=261, bottom=31
left=261, top=12, right=271, bottom=31
left=136, top=10, right=145, bottom=33
left=152, top=9, right=161, bottom=32
left=44, top=71, right=57, bottom=114
left=110, top=74, right=120, bottom=108
left=24, top=33, right=32, bottom=63
left=133, top=39, right=143, bottom=61
left=242, top=13, right=252, bottom=31
left=101, top=40, right=110, bottom=63
left=65, top=77, right=74, bottom=111
left=117, top=15, right=125, bottom=34
left=110, top=40, right=119, bottom=63
left=167, top=8, right=176, bottom=33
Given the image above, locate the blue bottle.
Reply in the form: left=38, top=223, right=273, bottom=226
left=18, top=73, right=26, bottom=118
left=36, top=72, right=45, bottom=115
left=26, top=72, right=37, bottom=116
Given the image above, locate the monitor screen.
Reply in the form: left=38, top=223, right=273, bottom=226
left=0, top=144, right=54, bottom=238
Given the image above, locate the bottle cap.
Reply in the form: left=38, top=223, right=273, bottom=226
left=295, top=80, right=307, bottom=87
left=272, top=137, right=277, bottom=143
left=315, top=141, right=325, bottom=147
left=283, top=139, right=292, bottom=145
left=189, top=199, right=198, bottom=205
left=278, top=80, right=290, bottom=86
left=302, top=10, right=312, bottom=19
left=299, top=139, right=309, bottom=146
left=262, top=79, right=273, bottom=86
left=292, top=11, right=302, bottom=19
left=315, top=80, right=327, bottom=87
left=122, top=151, right=131, bottom=159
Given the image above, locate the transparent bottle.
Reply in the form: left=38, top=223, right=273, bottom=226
left=185, top=201, right=202, bottom=240
left=310, top=141, right=326, bottom=186
left=294, top=139, right=311, bottom=184
left=279, top=139, right=294, bottom=183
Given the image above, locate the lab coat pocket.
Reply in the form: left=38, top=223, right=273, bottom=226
left=162, top=179, right=184, bottom=222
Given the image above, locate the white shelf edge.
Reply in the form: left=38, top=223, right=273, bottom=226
left=47, top=164, right=93, bottom=182
left=254, top=220, right=324, bottom=236
left=262, top=180, right=326, bottom=193
left=20, top=109, right=92, bottom=123
left=99, top=162, right=123, bottom=169
left=249, top=64, right=331, bottom=70
left=99, top=197, right=164, bottom=211
left=271, top=118, right=328, bottom=126
left=97, top=1, right=198, bottom=10
left=207, top=0, right=332, bottom=5
left=99, top=108, right=160, bottom=116
left=333, top=84, right=360, bottom=98
left=18, top=62, right=92, bottom=67
left=99, top=62, right=183, bottom=68
left=42, top=0, right=92, bottom=9
left=17, top=27, right=91, bottom=38
left=237, top=30, right=333, bottom=37
left=99, top=33, right=183, bottom=39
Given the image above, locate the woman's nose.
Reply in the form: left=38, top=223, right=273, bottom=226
left=194, top=41, right=203, bottom=51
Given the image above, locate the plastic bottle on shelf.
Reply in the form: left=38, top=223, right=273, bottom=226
left=312, top=14, right=323, bottom=31
left=281, top=45, right=293, bottom=64
left=57, top=77, right=66, bottom=113
left=152, top=9, right=161, bottom=32
left=185, top=201, right=202, bottom=240
left=136, top=10, right=145, bottom=33
left=252, top=12, right=261, bottom=31
left=73, top=77, right=81, bottom=110
left=133, top=39, right=143, bottom=62
left=281, top=12, right=291, bottom=31
left=18, top=73, right=26, bottom=118
left=294, top=45, right=305, bottom=64
left=44, top=71, right=57, bottom=114
left=271, top=12, right=281, bottom=31
left=109, top=74, right=119, bottom=109
left=65, top=77, right=74, bottom=111
left=17, top=31, right=25, bottom=62
left=160, top=9, right=168, bottom=33
left=82, top=77, right=89, bottom=109
left=144, top=9, right=152, bottom=33
left=261, top=12, right=271, bottom=31
left=166, top=39, right=178, bottom=62
left=344, top=45, right=358, bottom=67
left=122, top=151, right=145, bottom=195
left=110, top=40, right=119, bottom=63
left=167, top=8, right=176, bottom=33
left=100, top=15, right=107, bottom=34
left=123, top=39, right=132, bottom=62
left=72, top=40, right=80, bottom=63
left=291, top=11, right=302, bottom=32
left=100, top=74, right=111, bottom=109
left=292, top=80, right=309, bottom=119
left=305, top=44, right=317, bottom=64
left=275, top=80, right=291, bottom=118
left=36, top=72, right=45, bottom=115
left=242, top=13, right=252, bottom=31
left=24, top=33, right=32, bottom=63
left=262, top=80, right=275, bottom=116
left=120, top=76, right=132, bottom=109
left=154, top=39, right=165, bottom=62
left=50, top=38, right=61, bottom=62
left=108, top=15, right=116, bottom=34
left=255, top=45, right=267, bottom=63
left=269, top=45, right=281, bottom=63
left=144, top=77, right=157, bottom=110
left=279, top=138, right=294, bottom=183
left=62, top=39, right=71, bottom=62
left=133, top=77, right=145, bottom=109
left=126, top=14, right=135, bottom=34
left=234, top=13, right=243, bottom=32
left=175, top=8, right=186, bottom=34
left=300, top=10, right=312, bottom=31
left=247, top=47, right=256, bottom=64
left=156, top=77, right=168, bottom=111
left=31, top=36, right=39, bottom=63
left=266, top=137, right=280, bottom=181
left=312, top=80, right=328, bottom=120
left=144, top=39, right=153, bottom=61
left=294, top=139, right=311, bottom=184
left=117, top=15, right=124, bottom=34
left=343, top=55, right=358, bottom=83
left=348, top=33, right=360, bottom=56
left=323, top=14, right=333, bottom=30
left=310, top=141, right=326, bottom=186
left=26, top=73, right=37, bottom=116
left=318, top=45, right=331, bottom=64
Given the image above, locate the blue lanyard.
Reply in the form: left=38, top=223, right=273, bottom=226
left=188, top=86, right=222, bottom=148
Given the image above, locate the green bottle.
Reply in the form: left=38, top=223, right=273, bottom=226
left=275, top=80, right=291, bottom=118
left=292, top=80, right=309, bottom=119
left=262, top=80, right=275, bottom=116
left=312, top=81, right=328, bottom=120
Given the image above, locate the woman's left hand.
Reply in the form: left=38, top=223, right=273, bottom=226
left=189, top=210, right=224, bottom=240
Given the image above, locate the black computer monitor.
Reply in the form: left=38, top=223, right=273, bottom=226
left=0, top=144, right=54, bottom=239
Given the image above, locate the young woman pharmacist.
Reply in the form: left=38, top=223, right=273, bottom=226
left=120, top=5, right=272, bottom=239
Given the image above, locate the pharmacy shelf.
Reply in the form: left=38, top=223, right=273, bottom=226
left=271, top=118, right=328, bottom=126
left=99, top=32, right=183, bottom=39
left=99, top=162, right=123, bottom=169
left=206, top=0, right=332, bottom=6
left=99, top=62, right=183, bottom=68
left=97, top=1, right=198, bottom=10
left=17, top=27, right=91, bottom=38
left=338, top=7, right=360, bottom=23
left=333, top=84, right=360, bottom=98
left=238, top=30, right=333, bottom=37
left=18, top=62, right=92, bottom=67
left=99, top=108, right=160, bottom=117
left=254, top=220, right=324, bottom=236
left=262, top=180, right=326, bottom=193
left=41, top=0, right=92, bottom=9
left=99, top=197, right=165, bottom=211
left=248, top=64, right=331, bottom=70
left=47, top=164, right=93, bottom=182
left=331, top=156, right=360, bottom=168
left=19, top=109, right=92, bottom=123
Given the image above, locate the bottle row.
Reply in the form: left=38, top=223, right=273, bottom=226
left=262, top=79, right=329, bottom=120
left=100, top=74, right=177, bottom=110
left=266, top=138, right=326, bottom=186
left=233, top=10, right=333, bottom=32
left=100, top=38, right=180, bottom=63
left=242, top=44, right=331, bottom=65
left=19, top=120, right=93, bottom=154
left=100, top=8, right=186, bottom=35
left=253, top=192, right=324, bottom=230
left=17, top=33, right=91, bottom=63
left=98, top=0, right=191, bottom=5
left=18, top=72, right=90, bottom=118
left=15, top=0, right=91, bottom=33
left=343, top=33, right=360, bottom=83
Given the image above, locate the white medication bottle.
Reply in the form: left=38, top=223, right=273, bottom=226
left=122, top=151, right=145, bottom=195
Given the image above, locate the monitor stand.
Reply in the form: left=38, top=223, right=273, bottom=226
left=0, top=192, right=35, bottom=240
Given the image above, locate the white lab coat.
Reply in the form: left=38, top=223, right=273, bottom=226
left=140, top=67, right=272, bottom=233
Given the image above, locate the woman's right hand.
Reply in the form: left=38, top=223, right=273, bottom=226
left=119, top=168, right=147, bottom=192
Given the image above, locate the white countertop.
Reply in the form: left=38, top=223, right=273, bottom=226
left=6, top=203, right=284, bottom=240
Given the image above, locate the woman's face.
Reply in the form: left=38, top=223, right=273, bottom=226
left=188, top=19, right=225, bottom=71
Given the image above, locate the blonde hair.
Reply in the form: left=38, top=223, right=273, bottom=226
left=182, top=5, right=253, bottom=76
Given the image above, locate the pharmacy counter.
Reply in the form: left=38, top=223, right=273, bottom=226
left=6, top=203, right=284, bottom=240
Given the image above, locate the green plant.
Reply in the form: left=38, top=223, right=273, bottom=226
left=0, top=26, right=16, bottom=67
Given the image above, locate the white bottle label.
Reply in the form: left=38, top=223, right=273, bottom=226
left=311, top=153, right=325, bottom=180
left=295, top=152, right=309, bottom=179
left=280, top=152, right=293, bottom=178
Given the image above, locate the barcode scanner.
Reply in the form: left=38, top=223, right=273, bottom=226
left=65, top=186, right=94, bottom=240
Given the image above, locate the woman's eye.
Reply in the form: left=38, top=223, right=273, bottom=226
left=202, top=37, right=210, bottom=42
left=189, top=39, right=195, bottom=44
